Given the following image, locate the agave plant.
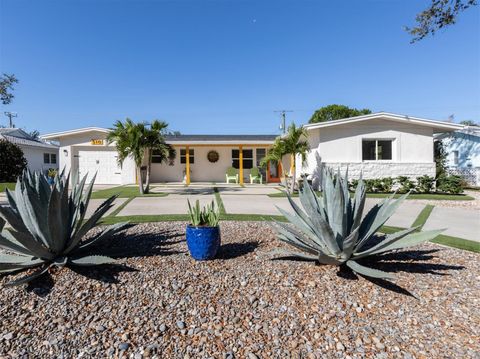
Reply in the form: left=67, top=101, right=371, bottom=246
left=187, top=199, right=220, bottom=227
left=0, top=170, right=128, bottom=286
left=273, top=168, right=443, bottom=280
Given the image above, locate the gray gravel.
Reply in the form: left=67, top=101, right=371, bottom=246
left=0, top=221, right=479, bottom=358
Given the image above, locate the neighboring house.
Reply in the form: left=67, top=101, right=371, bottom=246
left=298, top=112, right=463, bottom=181
left=0, top=128, right=59, bottom=173
left=436, top=126, right=480, bottom=168
left=435, top=126, right=480, bottom=186
left=41, top=112, right=463, bottom=185
left=41, top=128, right=278, bottom=184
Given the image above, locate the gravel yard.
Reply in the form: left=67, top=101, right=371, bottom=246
left=407, top=190, right=480, bottom=210
left=1, top=221, right=479, bottom=358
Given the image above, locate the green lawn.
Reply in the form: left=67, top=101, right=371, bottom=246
left=91, top=186, right=168, bottom=199
left=0, top=183, right=15, bottom=192
left=268, top=191, right=474, bottom=201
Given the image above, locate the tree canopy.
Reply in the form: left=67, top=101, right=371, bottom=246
left=309, top=104, right=372, bottom=124
left=406, top=0, right=478, bottom=43
left=0, top=74, right=18, bottom=105
left=460, top=120, right=478, bottom=126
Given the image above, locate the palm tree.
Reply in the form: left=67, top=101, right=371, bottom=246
left=261, top=123, right=309, bottom=193
left=107, top=119, right=175, bottom=194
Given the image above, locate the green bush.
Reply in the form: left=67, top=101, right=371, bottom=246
left=0, top=139, right=27, bottom=182
left=396, top=176, right=415, bottom=193
left=437, top=175, right=464, bottom=194
left=416, top=175, right=435, bottom=193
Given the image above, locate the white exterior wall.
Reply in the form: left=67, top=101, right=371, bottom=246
left=20, top=145, right=59, bottom=173
left=299, top=119, right=436, bottom=180
left=151, top=146, right=267, bottom=183
left=56, top=131, right=136, bottom=184
left=442, top=132, right=480, bottom=169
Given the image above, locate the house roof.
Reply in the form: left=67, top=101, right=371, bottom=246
left=302, top=112, right=465, bottom=133
left=42, top=127, right=278, bottom=145
left=164, top=134, right=277, bottom=145
left=0, top=128, right=58, bottom=149
left=41, top=127, right=110, bottom=140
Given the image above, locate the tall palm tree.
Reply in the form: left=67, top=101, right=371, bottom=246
left=107, top=119, right=175, bottom=194
left=262, top=123, right=309, bottom=193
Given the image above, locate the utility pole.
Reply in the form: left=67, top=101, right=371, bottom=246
left=274, top=110, right=293, bottom=134
left=4, top=112, right=17, bottom=127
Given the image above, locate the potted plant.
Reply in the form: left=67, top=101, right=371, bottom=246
left=186, top=200, right=221, bottom=260
left=47, top=168, right=58, bottom=185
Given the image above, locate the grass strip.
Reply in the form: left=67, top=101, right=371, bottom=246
left=0, top=183, right=15, bottom=192
left=91, top=186, right=169, bottom=199
left=268, top=191, right=474, bottom=201
left=213, top=187, right=226, bottom=215
left=411, top=204, right=435, bottom=230
left=431, top=235, right=480, bottom=253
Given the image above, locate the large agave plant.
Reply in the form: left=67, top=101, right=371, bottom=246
left=273, top=168, right=443, bottom=280
left=0, top=170, right=128, bottom=286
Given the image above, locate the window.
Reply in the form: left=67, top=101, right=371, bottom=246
left=232, top=149, right=253, bottom=169
left=152, top=149, right=165, bottom=164
left=362, top=140, right=392, bottom=161
left=50, top=153, right=57, bottom=164
left=180, top=149, right=194, bottom=164
left=452, top=150, right=459, bottom=166
left=256, top=148, right=267, bottom=178
left=44, top=153, right=50, bottom=164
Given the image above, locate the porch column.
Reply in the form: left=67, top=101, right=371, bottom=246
left=186, top=145, right=191, bottom=186
left=239, top=145, right=244, bottom=185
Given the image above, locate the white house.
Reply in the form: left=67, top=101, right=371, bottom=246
left=41, top=112, right=464, bottom=185
left=298, top=112, right=464, bottom=180
left=41, top=128, right=279, bottom=185
left=0, top=128, right=59, bottom=173
left=435, top=126, right=480, bottom=186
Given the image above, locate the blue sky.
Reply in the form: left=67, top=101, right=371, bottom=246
left=0, top=0, right=479, bottom=135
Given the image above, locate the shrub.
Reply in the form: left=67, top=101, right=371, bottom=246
left=0, top=170, right=129, bottom=286
left=273, top=168, right=442, bottom=280
left=416, top=175, right=435, bottom=193
left=396, top=176, right=415, bottom=193
left=0, top=139, right=27, bottom=182
left=437, top=174, right=464, bottom=194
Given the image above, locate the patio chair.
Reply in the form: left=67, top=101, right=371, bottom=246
left=225, top=167, right=239, bottom=184
left=249, top=167, right=263, bottom=184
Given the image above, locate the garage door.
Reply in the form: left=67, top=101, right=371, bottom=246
left=78, top=150, right=122, bottom=185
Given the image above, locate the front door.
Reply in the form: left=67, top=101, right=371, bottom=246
left=267, top=161, right=282, bottom=183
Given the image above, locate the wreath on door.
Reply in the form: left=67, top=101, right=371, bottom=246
left=207, top=150, right=219, bottom=163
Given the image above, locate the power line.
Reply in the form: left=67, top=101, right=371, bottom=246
left=274, top=110, right=293, bottom=134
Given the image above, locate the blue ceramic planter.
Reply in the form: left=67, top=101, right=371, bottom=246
left=186, top=225, right=221, bottom=260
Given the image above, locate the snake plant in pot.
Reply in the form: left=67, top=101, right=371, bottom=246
left=273, top=167, right=444, bottom=280
left=0, top=170, right=129, bottom=286
left=186, top=199, right=220, bottom=260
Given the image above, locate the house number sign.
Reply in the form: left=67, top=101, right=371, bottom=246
left=91, top=139, right=104, bottom=145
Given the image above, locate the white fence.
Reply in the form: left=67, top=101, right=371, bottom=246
left=447, top=167, right=480, bottom=186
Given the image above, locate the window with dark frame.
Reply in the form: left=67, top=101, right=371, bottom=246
left=43, top=153, right=50, bottom=164
left=362, top=140, right=392, bottom=161
left=232, top=149, right=253, bottom=169
left=50, top=153, right=57, bottom=164
left=151, top=149, right=164, bottom=163
left=180, top=149, right=194, bottom=164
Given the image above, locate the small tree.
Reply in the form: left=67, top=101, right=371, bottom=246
left=262, top=123, right=309, bottom=193
left=0, top=139, right=27, bottom=182
left=309, top=104, right=371, bottom=124
left=107, top=119, right=175, bottom=194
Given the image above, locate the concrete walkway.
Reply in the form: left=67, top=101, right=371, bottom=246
left=423, top=207, right=480, bottom=242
